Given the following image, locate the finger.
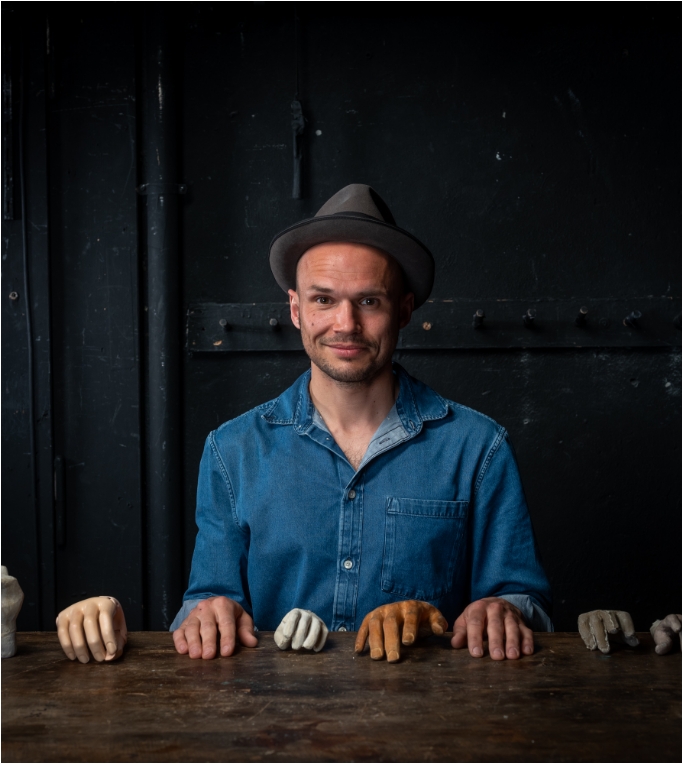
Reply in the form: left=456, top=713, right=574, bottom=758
left=313, top=622, right=328, bottom=652
left=383, top=615, right=401, bottom=663
left=503, top=615, right=521, bottom=659
left=428, top=608, right=448, bottom=636
left=486, top=607, right=505, bottom=660
left=98, top=607, right=118, bottom=658
left=603, top=610, right=620, bottom=634
left=615, top=611, right=639, bottom=647
left=235, top=608, right=258, bottom=648
left=520, top=621, right=535, bottom=655
left=402, top=604, right=420, bottom=645
left=56, top=614, right=77, bottom=661
left=662, top=614, right=682, bottom=632
left=302, top=618, right=321, bottom=650
left=68, top=614, right=91, bottom=664
left=450, top=613, right=468, bottom=649
left=654, top=625, right=674, bottom=655
left=578, top=613, right=596, bottom=650
left=83, top=610, right=107, bottom=662
left=466, top=612, right=485, bottom=658
left=183, top=616, right=203, bottom=659
left=173, top=627, right=189, bottom=655
left=216, top=608, right=237, bottom=657
left=199, top=614, right=218, bottom=660
left=355, top=618, right=370, bottom=653
left=292, top=611, right=312, bottom=650
left=281, top=610, right=301, bottom=640
left=368, top=616, right=385, bottom=660
left=590, top=612, right=610, bottom=654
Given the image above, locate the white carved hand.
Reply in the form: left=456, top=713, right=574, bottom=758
left=650, top=614, right=682, bottom=655
left=1, top=566, right=25, bottom=659
left=56, top=596, right=128, bottom=663
left=274, top=609, right=328, bottom=652
left=578, top=609, right=639, bottom=653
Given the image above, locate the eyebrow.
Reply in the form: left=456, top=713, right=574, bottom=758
left=305, top=284, right=390, bottom=298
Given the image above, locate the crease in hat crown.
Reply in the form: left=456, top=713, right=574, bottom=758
left=268, top=183, right=435, bottom=308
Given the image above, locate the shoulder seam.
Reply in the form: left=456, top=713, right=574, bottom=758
left=474, top=426, right=507, bottom=496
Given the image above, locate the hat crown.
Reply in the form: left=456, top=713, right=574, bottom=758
left=315, top=183, right=396, bottom=225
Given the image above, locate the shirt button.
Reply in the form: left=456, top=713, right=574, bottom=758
left=343, top=559, right=353, bottom=570
left=338, top=626, right=347, bottom=632
left=348, top=489, right=356, bottom=499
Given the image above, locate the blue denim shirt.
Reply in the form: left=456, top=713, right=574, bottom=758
left=171, top=364, right=552, bottom=633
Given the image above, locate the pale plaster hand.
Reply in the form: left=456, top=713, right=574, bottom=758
left=274, top=609, right=328, bottom=652
left=578, top=609, right=639, bottom=653
left=650, top=614, right=682, bottom=655
left=451, top=597, right=534, bottom=660
left=355, top=600, right=447, bottom=663
left=56, top=596, right=127, bottom=663
left=1, top=566, right=25, bottom=658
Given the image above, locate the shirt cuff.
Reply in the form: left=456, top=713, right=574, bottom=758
left=499, top=594, right=554, bottom=632
left=169, top=599, right=204, bottom=631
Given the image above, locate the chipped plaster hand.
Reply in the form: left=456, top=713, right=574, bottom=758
left=274, top=609, right=328, bottom=652
left=650, top=614, right=682, bottom=655
left=578, top=609, right=639, bottom=653
left=1, top=566, right=25, bottom=658
left=355, top=600, right=447, bottom=663
left=56, top=596, right=127, bottom=663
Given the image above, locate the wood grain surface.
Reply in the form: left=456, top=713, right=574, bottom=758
left=2, top=632, right=680, bottom=762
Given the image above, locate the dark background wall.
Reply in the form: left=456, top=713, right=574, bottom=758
left=2, top=2, right=680, bottom=632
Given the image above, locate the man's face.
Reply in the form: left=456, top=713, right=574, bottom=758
left=288, top=242, right=414, bottom=384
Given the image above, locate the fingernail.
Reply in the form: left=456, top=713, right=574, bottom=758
left=493, top=648, right=504, bottom=659
left=508, top=648, right=519, bottom=658
left=387, top=650, right=399, bottom=662
left=371, top=648, right=383, bottom=659
left=472, top=646, right=483, bottom=657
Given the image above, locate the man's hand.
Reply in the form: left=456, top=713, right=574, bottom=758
left=56, top=596, right=127, bottom=663
left=172, top=596, right=258, bottom=659
left=355, top=600, right=447, bottom=663
left=578, top=609, right=639, bottom=654
left=451, top=597, right=533, bottom=660
left=651, top=614, right=682, bottom=655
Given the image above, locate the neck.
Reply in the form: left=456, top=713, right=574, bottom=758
left=309, top=362, right=398, bottom=434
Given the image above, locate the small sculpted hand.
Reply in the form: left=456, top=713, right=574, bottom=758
left=578, top=610, right=639, bottom=654
left=172, top=596, right=258, bottom=659
left=451, top=597, right=534, bottom=660
left=274, top=609, right=328, bottom=652
left=650, top=614, right=682, bottom=655
left=355, top=600, right=447, bottom=663
left=56, top=596, right=127, bottom=663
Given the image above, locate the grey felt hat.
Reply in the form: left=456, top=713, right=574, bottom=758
left=269, top=184, right=435, bottom=308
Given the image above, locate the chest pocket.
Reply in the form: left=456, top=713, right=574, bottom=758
left=381, top=497, right=469, bottom=601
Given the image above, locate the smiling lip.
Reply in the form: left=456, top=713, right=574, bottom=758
left=325, top=344, right=368, bottom=358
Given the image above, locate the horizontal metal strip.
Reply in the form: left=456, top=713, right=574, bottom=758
left=186, top=297, right=681, bottom=353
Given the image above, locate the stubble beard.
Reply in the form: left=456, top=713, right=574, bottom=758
left=301, top=332, right=392, bottom=386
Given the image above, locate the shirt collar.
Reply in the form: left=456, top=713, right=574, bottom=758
left=262, top=362, right=449, bottom=434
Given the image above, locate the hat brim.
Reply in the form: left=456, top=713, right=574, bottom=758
left=269, top=214, right=435, bottom=308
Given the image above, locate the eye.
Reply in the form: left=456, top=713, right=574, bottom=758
left=360, top=297, right=378, bottom=306
left=315, top=296, right=331, bottom=304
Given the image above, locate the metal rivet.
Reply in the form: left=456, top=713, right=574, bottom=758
left=623, top=310, right=642, bottom=328
left=269, top=318, right=279, bottom=330
left=9, top=291, right=18, bottom=301
left=473, top=309, right=485, bottom=329
left=422, top=321, right=432, bottom=331
left=338, top=626, right=347, bottom=632
left=348, top=489, right=356, bottom=500
left=219, top=318, right=229, bottom=331
left=575, top=306, right=588, bottom=327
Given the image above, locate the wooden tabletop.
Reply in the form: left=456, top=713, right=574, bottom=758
left=2, top=632, right=680, bottom=763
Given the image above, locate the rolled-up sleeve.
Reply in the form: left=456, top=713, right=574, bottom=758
left=169, top=433, right=251, bottom=631
left=469, top=430, right=553, bottom=631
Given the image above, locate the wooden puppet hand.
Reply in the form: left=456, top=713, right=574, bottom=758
left=355, top=600, right=447, bottom=663
left=274, top=609, right=328, bottom=652
left=172, top=596, right=258, bottom=659
left=56, top=596, right=127, bottom=663
left=578, top=609, right=639, bottom=654
left=650, top=614, right=682, bottom=655
left=451, top=597, right=534, bottom=659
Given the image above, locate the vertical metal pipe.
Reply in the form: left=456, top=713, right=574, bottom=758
left=138, top=8, right=182, bottom=630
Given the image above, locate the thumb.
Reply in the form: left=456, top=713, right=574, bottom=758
left=451, top=613, right=467, bottom=649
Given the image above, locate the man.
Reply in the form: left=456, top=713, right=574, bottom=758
left=56, top=184, right=552, bottom=664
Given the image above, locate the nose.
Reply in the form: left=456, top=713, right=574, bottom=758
left=332, top=300, right=360, bottom=334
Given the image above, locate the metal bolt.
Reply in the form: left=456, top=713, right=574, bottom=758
left=623, top=310, right=642, bottom=328
left=218, top=318, right=229, bottom=331
left=575, top=306, right=588, bottom=327
left=269, top=318, right=279, bottom=330
left=422, top=321, right=432, bottom=331
left=473, top=309, right=485, bottom=329
left=9, top=291, right=18, bottom=301
left=523, top=309, right=536, bottom=327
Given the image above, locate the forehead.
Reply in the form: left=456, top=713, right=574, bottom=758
left=296, top=242, right=398, bottom=287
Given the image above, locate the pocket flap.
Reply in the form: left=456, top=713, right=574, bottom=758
left=386, top=497, right=469, bottom=519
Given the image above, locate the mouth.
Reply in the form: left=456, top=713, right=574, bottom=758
left=324, top=343, right=369, bottom=359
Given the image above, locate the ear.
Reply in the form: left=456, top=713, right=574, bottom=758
left=398, top=292, right=415, bottom=330
left=288, top=289, right=301, bottom=329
